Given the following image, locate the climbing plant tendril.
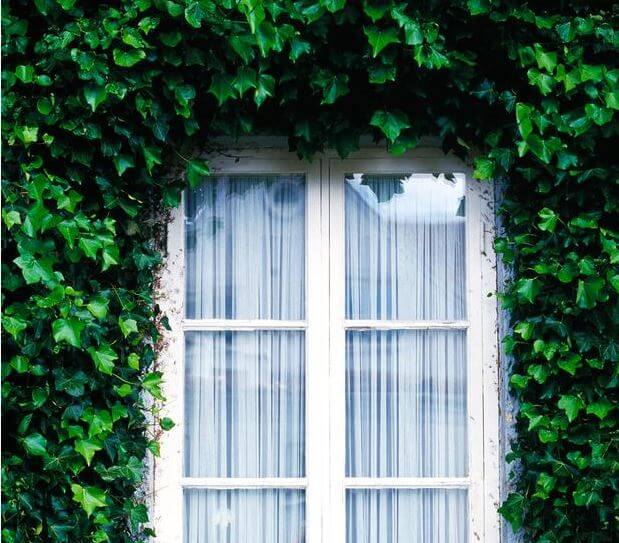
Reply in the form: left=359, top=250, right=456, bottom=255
left=2, top=1, right=617, bottom=541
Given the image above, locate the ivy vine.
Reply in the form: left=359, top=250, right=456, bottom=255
left=2, top=1, right=617, bottom=542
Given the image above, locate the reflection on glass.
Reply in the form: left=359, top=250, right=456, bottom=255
left=345, top=173, right=466, bottom=320
left=347, top=489, right=468, bottom=543
left=185, top=489, right=305, bottom=543
left=185, top=175, right=305, bottom=319
left=184, top=331, right=305, bottom=478
left=346, top=330, right=467, bottom=477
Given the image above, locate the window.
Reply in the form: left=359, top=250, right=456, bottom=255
left=154, top=148, right=500, bottom=542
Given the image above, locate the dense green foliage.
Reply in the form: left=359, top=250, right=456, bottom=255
left=2, top=0, right=617, bottom=541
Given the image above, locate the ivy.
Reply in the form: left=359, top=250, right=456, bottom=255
left=1, top=1, right=617, bottom=542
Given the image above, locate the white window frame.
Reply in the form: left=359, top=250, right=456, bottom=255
left=153, top=146, right=500, bottom=542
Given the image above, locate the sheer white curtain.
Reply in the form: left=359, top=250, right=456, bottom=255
left=347, top=489, right=468, bottom=543
left=185, top=175, right=305, bottom=320
left=345, top=174, right=466, bottom=320
left=345, top=174, right=468, bottom=542
left=185, top=489, right=305, bottom=543
left=346, top=330, right=467, bottom=478
left=184, top=175, right=306, bottom=542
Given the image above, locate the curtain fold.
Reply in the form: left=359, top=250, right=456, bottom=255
left=185, top=175, right=305, bottom=320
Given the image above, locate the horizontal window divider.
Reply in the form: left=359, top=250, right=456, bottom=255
left=343, top=320, right=469, bottom=330
left=182, top=319, right=307, bottom=331
left=181, top=477, right=308, bottom=489
left=344, top=477, right=470, bottom=489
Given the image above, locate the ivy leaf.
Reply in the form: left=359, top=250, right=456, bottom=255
left=87, top=296, right=109, bottom=319
left=52, top=318, right=85, bottom=348
left=515, top=103, right=533, bottom=140
left=83, top=84, right=107, bottom=112
left=364, top=27, right=400, bottom=57
left=71, top=484, right=107, bottom=517
left=142, top=371, right=164, bottom=400
left=208, top=73, right=237, bottom=105
left=558, top=395, right=585, bottom=422
left=516, top=278, right=542, bottom=303
left=233, top=67, right=257, bottom=97
left=254, top=73, right=275, bottom=107
left=23, top=433, right=48, bottom=456
left=573, top=480, right=603, bottom=507
left=498, top=492, right=525, bottom=531
left=369, top=110, right=410, bottom=142
left=576, top=277, right=605, bottom=309
left=537, top=208, right=557, bottom=232
left=473, top=157, right=495, bottom=180
left=119, top=317, right=138, bottom=338
left=185, top=2, right=208, bottom=28
left=159, top=417, right=175, bottom=431
left=586, top=400, right=614, bottom=420
left=112, top=48, right=146, bottom=67
left=87, top=344, right=118, bottom=375
left=186, top=160, right=210, bottom=189
left=74, top=438, right=103, bottom=465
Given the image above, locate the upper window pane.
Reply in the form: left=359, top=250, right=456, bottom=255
left=185, top=175, right=305, bottom=319
left=345, top=173, right=466, bottom=320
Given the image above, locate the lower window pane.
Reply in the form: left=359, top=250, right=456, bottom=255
left=347, top=489, right=468, bottom=543
left=184, top=331, right=305, bottom=477
left=346, top=330, right=467, bottom=477
left=184, top=489, right=305, bottom=543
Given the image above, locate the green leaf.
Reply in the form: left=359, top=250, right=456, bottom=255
left=119, top=317, right=138, bottom=338
left=23, top=433, right=47, bottom=457
left=208, top=73, right=237, bottom=105
left=558, top=394, right=585, bottom=422
left=13, top=252, right=56, bottom=285
left=87, top=344, right=118, bottom=375
left=516, top=103, right=533, bottom=140
left=159, top=417, right=175, bottom=431
left=516, top=278, right=542, bottom=303
left=83, top=85, right=107, bottom=112
left=52, top=318, right=85, bottom=348
left=71, top=484, right=107, bottom=516
left=537, top=208, right=558, bottom=232
left=473, top=157, right=495, bottom=180
left=586, top=399, right=614, bottom=420
left=233, top=67, right=257, bottom=97
left=557, top=353, right=582, bottom=375
left=142, top=371, right=164, bottom=400
left=15, top=65, right=35, bottom=83
left=87, top=296, right=109, bottom=319
left=254, top=73, right=275, bottom=107
left=113, top=48, right=146, bottom=67
left=74, top=438, right=103, bottom=465
left=576, top=277, right=605, bottom=309
left=364, top=27, right=400, bottom=57
left=498, top=492, right=525, bottom=531
left=113, top=155, right=135, bottom=176
left=186, top=160, right=210, bottom=189
left=369, top=110, right=410, bottom=142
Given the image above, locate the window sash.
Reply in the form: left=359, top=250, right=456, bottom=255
left=154, top=149, right=500, bottom=543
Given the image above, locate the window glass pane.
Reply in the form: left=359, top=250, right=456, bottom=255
left=345, top=174, right=466, bottom=320
left=346, top=330, right=467, bottom=477
left=347, top=489, right=467, bottom=543
left=185, top=175, right=305, bottom=319
left=184, top=331, right=305, bottom=477
left=185, top=489, right=305, bottom=543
